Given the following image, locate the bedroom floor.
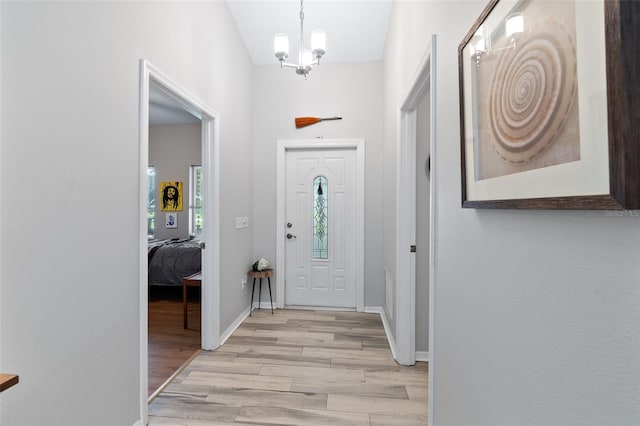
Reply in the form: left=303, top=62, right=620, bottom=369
left=148, top=286, right=201, bottom=397
left=148, top=309, right=428, bottom=425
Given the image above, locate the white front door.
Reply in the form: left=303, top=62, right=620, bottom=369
left=284, top=148, right=357, bottom=307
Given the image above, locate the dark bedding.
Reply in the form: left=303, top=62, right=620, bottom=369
left=148, top=238, right=201, bottom=286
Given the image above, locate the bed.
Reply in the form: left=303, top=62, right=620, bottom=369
left=148, top=238, right=202, bottom=286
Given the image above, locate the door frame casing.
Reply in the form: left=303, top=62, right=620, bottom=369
left=276, top=139, right=365, bottom=312
left=395, top=34, right=436, bottom=423
left=138, top=59, right=221, bottom=423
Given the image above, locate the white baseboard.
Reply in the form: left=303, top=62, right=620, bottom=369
left=416, top=351, right=429, bottom=362
left=251, top=301, right=276, bottom=312
left=364, top=306, right=381, bottom=315
left=366, top=306, right=398, bottom=362
left=131, top=421, right=143, bottom=426
left=283, top=304, right=354, bottom=311
left=367, top=306, right=429, bottom=364
left=220, top=306, right=251, bottom=346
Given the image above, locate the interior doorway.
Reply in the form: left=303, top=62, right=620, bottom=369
left=395, top=34, right=436, bottom=426
left=147, top=87, right=202, bottom=399
left=395, top=35, right=436, bottom=367
left=139, top=60, right=221, bottom=423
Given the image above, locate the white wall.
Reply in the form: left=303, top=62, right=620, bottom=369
left=149, top=124, right=201, bottom=240
left=0, top=2, right=253, bottom=425
left=385, top=1, right=640, bottom=425
left=252, top=62, right=384, bottom=307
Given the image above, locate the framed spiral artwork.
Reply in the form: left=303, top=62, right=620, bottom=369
left=459, top=0, right=640, bottom=209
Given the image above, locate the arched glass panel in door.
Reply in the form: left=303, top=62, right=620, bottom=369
left=313, top=176, right=328, bottom=259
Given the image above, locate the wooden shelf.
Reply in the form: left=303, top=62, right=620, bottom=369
left=0, top=374, right=19, bottom=392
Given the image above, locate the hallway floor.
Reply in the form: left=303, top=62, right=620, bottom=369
left=148, top=308, right=427, bottom=425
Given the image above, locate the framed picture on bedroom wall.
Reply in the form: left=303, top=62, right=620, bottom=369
left=160, top=181, right=183, bottom=211
left=165, top=213, right=177, bottom=229
left=458, top=0, right=640, bottom=209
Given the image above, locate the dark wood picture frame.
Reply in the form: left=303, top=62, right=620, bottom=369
left=458, top=0, right=639, bottom=209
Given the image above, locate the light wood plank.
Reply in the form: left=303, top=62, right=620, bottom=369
left=255, top=329, right=334, bottom=341
left=330, top=357, right=399, bottom=370
left=259, top=364, right=365, bottom=382
left=365, top=369, right=428, bottom=387
left=148, top=415, right=258, bottom=426
left=292, top=377, right=409, bottom=400
left=148, top=395, right=240, bottom=422
left=224, top=336, right=279, bottom=346
left=234, top=353, right=331, bottom=368
left=191, top=351, right=238, bottom=362
left=217, top=344, right=302, bottom=357
left=327, top=394, right=426, bottom=416
left=183, top=371, right=292, bottom=392
left=259, top=310, right=337, bottom=321
left=204, top=388, right=327, bottom=410
left=302, top=347, right=395, bottom=362
left=235, top=406, right=370, bottom=426
left=230, top=328, right=256, bottom=337
left=159, top=383, right=214, bottom=399
left=186, top=360, right=263, bottom=375
left=285, top=319, right=362, bottom=329
left=241, top=316, right=288, bottom=325
left=276, top=338, right=363, bottom=350
left=349, top=327, right=387, bottom=336
left=406, top=385, right=428, bottom=401
left=370, top=413, right=428, bottom=426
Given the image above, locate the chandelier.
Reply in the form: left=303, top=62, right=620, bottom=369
left=273, top=0, right=326, bottom=78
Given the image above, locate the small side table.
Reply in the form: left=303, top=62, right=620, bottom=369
left=183, top=271, right=202, bottom=329
left=249, top=269, right=273, bottom=315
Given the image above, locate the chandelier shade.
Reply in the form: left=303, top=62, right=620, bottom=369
left=311, top=29, right=326, bottom=58
left=274, top=33, right=290, bottom=61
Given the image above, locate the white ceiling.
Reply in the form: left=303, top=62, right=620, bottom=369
left=227, top=0, right=393, bottom=65
left=150, top=1, right=392, bottom=125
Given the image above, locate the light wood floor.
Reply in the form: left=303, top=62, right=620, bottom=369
left=148, top=286, right=201, bottom=397
left=148, top=308, right=428, bottom=425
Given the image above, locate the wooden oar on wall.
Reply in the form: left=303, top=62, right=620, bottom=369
left=295, top=116, right=342, bottom=128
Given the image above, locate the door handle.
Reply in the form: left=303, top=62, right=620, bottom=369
left=286, top=233, right=297, bottom=239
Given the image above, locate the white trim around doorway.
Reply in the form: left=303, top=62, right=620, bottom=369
left=275, top=139, right=365, bottom=312
left=395, top=34, right=437, bottom=425
left=138, top=59, right=221, bottom=424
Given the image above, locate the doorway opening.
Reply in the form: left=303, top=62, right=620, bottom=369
left=147, top=87, right=202, bottom=399
left=395, top=33, right=436, bottom=422
left=139, top=60, right=221, bottom=422
left=276, top=139, right=365, bottom=312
